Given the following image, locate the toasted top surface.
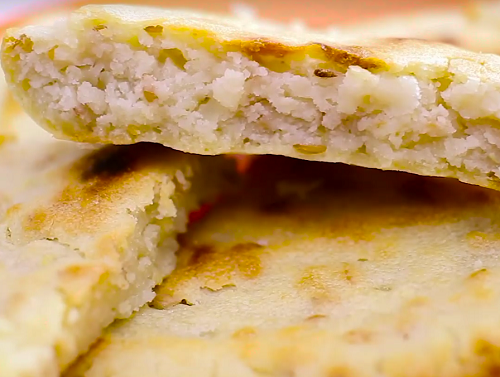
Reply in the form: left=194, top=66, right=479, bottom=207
left=67, top=156, right=500, bottom=377
left=7, top=3, right=500, bottom=77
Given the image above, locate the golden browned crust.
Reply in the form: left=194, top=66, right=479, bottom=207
left=65, top=4, right=500, bottom=72
left=5, top=4, right=500, bottom=194
left=0, top=90, right=235, bottom=376
left=66, top=156, right=500, bottom=377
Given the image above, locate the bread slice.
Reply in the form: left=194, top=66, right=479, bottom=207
left=0, top=89, right=235, bottom=376
left=4, top=5, right=500, bottom=189
left=65, top=155, right=500, bottom=377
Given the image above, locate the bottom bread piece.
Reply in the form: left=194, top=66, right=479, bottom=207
left=68, top=155, right=500, bottom=377
left=0, top=90, right=235, bottom=377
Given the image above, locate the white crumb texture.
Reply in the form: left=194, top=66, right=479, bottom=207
left=6, top=8, right=500, bottom=188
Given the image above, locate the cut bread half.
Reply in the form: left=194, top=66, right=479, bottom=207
left=66, top=155, right=500, bottom=377
left=4, top=5, right=500, bottom=189
left=0, top=88, right=235, bottom=376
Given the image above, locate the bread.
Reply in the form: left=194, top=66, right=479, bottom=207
left=0, top=85, right=235, bottom=376
left=4, top=4, right=500, bottom=190
left=65, top=155, right=500, bottom=377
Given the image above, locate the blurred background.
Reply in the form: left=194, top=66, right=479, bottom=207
left=0, top=0, right=495, bottom=28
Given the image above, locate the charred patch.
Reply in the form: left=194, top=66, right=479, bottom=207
left=77, top=142, right=165, bottom=182
left=80, top=145, right=135, bottom=182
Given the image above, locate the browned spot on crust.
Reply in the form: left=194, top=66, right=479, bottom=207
left=238, top=38, right=297, bottom=58
left=26, top=211, right=48, bottom=232
left=469, top=268, right=488, bottom=279
left=234, top=38, right=386, bottom=73
left=474, top=339, right=500, bottom=377
left=314, top=68, right=337, bottom=78
left=319, top=43, right=385, bottom=71
left=297, top=266, right=338, bottom=304
left=183, top=242, right=263, bottom=280
left=343, top=329, right=374, bottom=344
left=21, top=143, right=168, bottom=237
left=188, top=244, right=214, bottom=266
left=73, top=143, right=164, bottom=195
left=235, top=38, right=305, bottom=73
left=153, top=242, right=263, bottom=308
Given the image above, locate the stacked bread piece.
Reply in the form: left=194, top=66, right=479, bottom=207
left=3, top=3, right=500, bottom=377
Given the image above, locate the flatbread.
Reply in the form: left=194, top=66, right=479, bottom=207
left=0, top=79, right=235, bottom=376
left=65, top=155, right=500, bottom=377
left=5, top=5, right=500, bottom=190
left=3, top=5, right=500, bottom=190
